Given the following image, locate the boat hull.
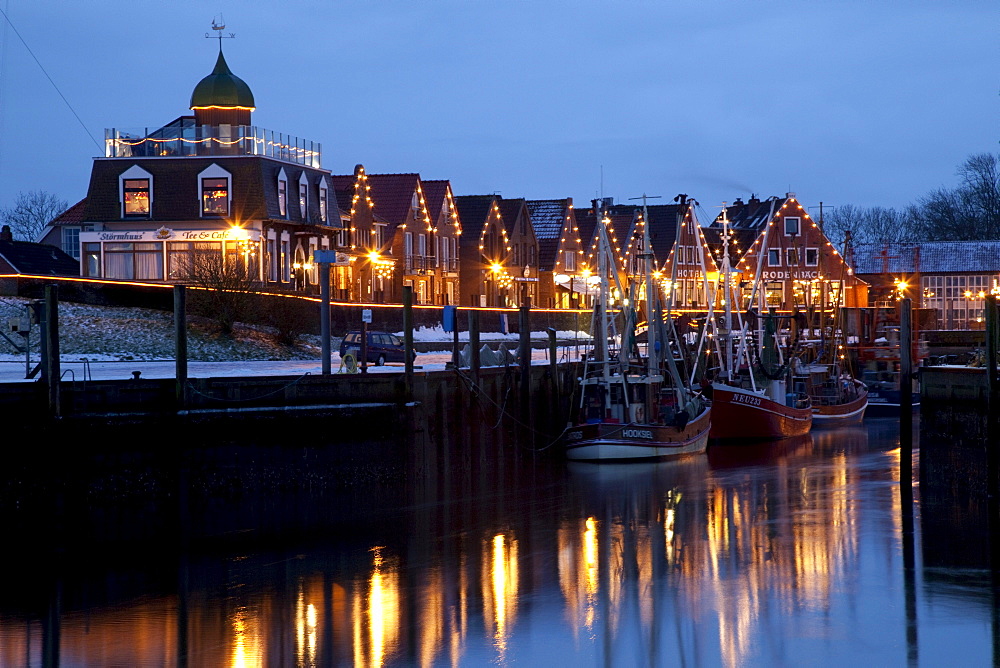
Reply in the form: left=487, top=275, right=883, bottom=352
left=564, top=407, right=711, bottom=461
left=709, top=383, right=812, bottom=441
left=864, top=389, right=921, bottom=417
left=811, top=381, right=869, bottom=428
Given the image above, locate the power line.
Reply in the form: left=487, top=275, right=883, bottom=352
left=0, top=6, right=102, bottom=152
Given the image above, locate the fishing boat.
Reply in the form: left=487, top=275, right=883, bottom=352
left=564, top=198, right=711, bottom=461
left=857, top=325, right=926, bottom=416
left=801, top=361, right=868, bottom=427
left=795, top=275, right=869, bottom=427
left=707, top=207, right=813, bottom=441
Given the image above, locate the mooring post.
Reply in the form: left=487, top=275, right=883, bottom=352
left=174, top=285, right=187, bottom=410
left=403, top=285, right=414, bottom=391
left=899, top=298, right=914, bottom=497
left=519, top=299, right=531, bottom=423
left=320, top=261, right=331, bottom=376
left=986, top=295, right=998, bottom=401
left=44, top=285, right=60, bottom=418
left=469, top=310, right=481, bottom=386
left=547, top=326, right=559, bottom=401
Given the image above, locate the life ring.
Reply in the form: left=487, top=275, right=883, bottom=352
left=339, top=352, right=359, bottom=374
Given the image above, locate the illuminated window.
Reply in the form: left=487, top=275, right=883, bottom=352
left=765, top=281, right=784, bottom=306
left=201, top=178, right=229, bottom=216
left=768, top=249, right=781, bottom=266
left=123, top=179, right=150, bottom=217
left=198, top=164, right=231, bottom=218
left=784, top=217, right=800, bottom=236
left=805, top=248, right=819, bottom=266
left=319, top=183, right=328, bottom=222
left=119, top=165, right=153, bottom=218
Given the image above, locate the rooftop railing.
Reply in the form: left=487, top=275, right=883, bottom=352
left=104, top=125, right=322, bottom=168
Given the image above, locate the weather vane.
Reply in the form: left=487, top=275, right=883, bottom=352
left=205, top=16, right=235, bottom=51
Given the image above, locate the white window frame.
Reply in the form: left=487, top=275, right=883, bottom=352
left=119, top=165, right=154, bottom=218
left=805, top=247, right=819, bottom=267
left=319, top=178, right=329, bottom=222
left=277, top=168, right=288, bottom=218
left=768, top=248, right=782, bottom=267
left=298, top=172, right=309, bottom=220
left=785, top=248, right=798, bottom=266
left=783, top=216, right=801, bottom=236
left=197, top=163, right=232, bottom=218
left=62, top=227, right=81, bottom=259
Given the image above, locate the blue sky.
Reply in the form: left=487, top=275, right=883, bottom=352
left=0, top=0, right=996, bottom=217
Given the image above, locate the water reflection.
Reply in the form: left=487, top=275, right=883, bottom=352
left=0, top=417, right=997, bottom=665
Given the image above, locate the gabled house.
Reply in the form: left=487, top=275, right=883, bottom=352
left=709, top=193, right=868, bottom=313
left=454, top=195, right=511, bottom=307
left=497, top=198, right=539, bottom=307
left=526, top=198, right=585, bottom=308
left=658, top=198, right=720, bottom=311
left=574, top=198, right=636, bottom=298
left=39, top=45, right=338, bottom=293
left=421, top=180, right=462, bottom=305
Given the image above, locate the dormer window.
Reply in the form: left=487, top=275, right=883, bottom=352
left=198, top=164, right=232, bottom=217
left=202, top=178, right=229, bottom=216
left=123, top=179, right=150, bottom=217
left=298, top=172, right=309, bottom=219
left=278, top=168, right=288, bottom=218
left=319, top=181, right=328, bottom=222
left=119, top=165, right=153, bottom=218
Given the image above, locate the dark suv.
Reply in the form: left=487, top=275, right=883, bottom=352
left=339, top=330, right=415, bottom=365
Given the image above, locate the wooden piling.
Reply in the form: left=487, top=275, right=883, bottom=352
left=469, top=310, right=481, bottom=386
left=320, top=262, right=331, bottom=376
left=44, top=285, right=60, bottom=418
left=174, top=285, right=187, bottom=410
left=404, top=286, right=414, bottom=393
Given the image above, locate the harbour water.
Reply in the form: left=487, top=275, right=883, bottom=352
left=1, top=413, right=997, bottom=666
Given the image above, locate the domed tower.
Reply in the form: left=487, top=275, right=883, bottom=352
left=189, top=48, right=255, bottom=127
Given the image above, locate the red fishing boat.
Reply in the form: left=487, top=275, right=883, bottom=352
left=705, top=208, right=812, bottom=441
left=708, top=382, right=813, bottom=440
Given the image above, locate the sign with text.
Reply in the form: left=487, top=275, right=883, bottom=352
left=362, top=308, right=372, bottom=323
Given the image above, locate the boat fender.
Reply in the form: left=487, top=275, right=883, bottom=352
left=674, top=410, right=689, bottom=431
left=630, top=403, right=645, bottom=423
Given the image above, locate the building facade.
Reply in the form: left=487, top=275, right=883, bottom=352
left=43, top=47, right=339, bottom=293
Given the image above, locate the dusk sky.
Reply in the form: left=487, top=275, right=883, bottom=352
left=0, top=0, right=995, bottom=221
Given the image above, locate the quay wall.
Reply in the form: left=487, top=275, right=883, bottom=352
left=2, top=363, right=582, bottom=443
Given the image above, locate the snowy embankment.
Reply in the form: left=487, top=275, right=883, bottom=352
left=0, top=296, right=589, bottom=364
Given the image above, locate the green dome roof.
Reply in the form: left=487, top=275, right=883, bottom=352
left=190, top=51, right=255, bottom=109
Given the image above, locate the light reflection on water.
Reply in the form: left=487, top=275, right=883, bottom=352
left=0, top=417, right=996, bottom=666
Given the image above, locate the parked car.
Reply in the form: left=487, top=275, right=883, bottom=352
left=339, top=330, right=416, bottom=365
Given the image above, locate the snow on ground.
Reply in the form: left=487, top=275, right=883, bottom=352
left=0, top=296, right=592, bottom=382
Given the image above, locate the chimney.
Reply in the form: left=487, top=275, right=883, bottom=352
left=748, top=194, right=760, bottom=206
left=0, top=225, right=12, bottom=242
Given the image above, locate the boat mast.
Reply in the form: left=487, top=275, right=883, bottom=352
left=720, top=205, right=735, bottom=382
left=595, top=203, right=612, bottom=384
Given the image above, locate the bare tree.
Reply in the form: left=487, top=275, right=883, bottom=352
left=823, top=204, right=915, bottom=250
left=182, top=252, right=260, bottom=336
left=910, top=152, right=1000, bottom=240
left=0, top=191, right=69, bottom=240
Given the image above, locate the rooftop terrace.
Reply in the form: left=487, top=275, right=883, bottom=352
left=104, top=122, right=321, bottom=168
